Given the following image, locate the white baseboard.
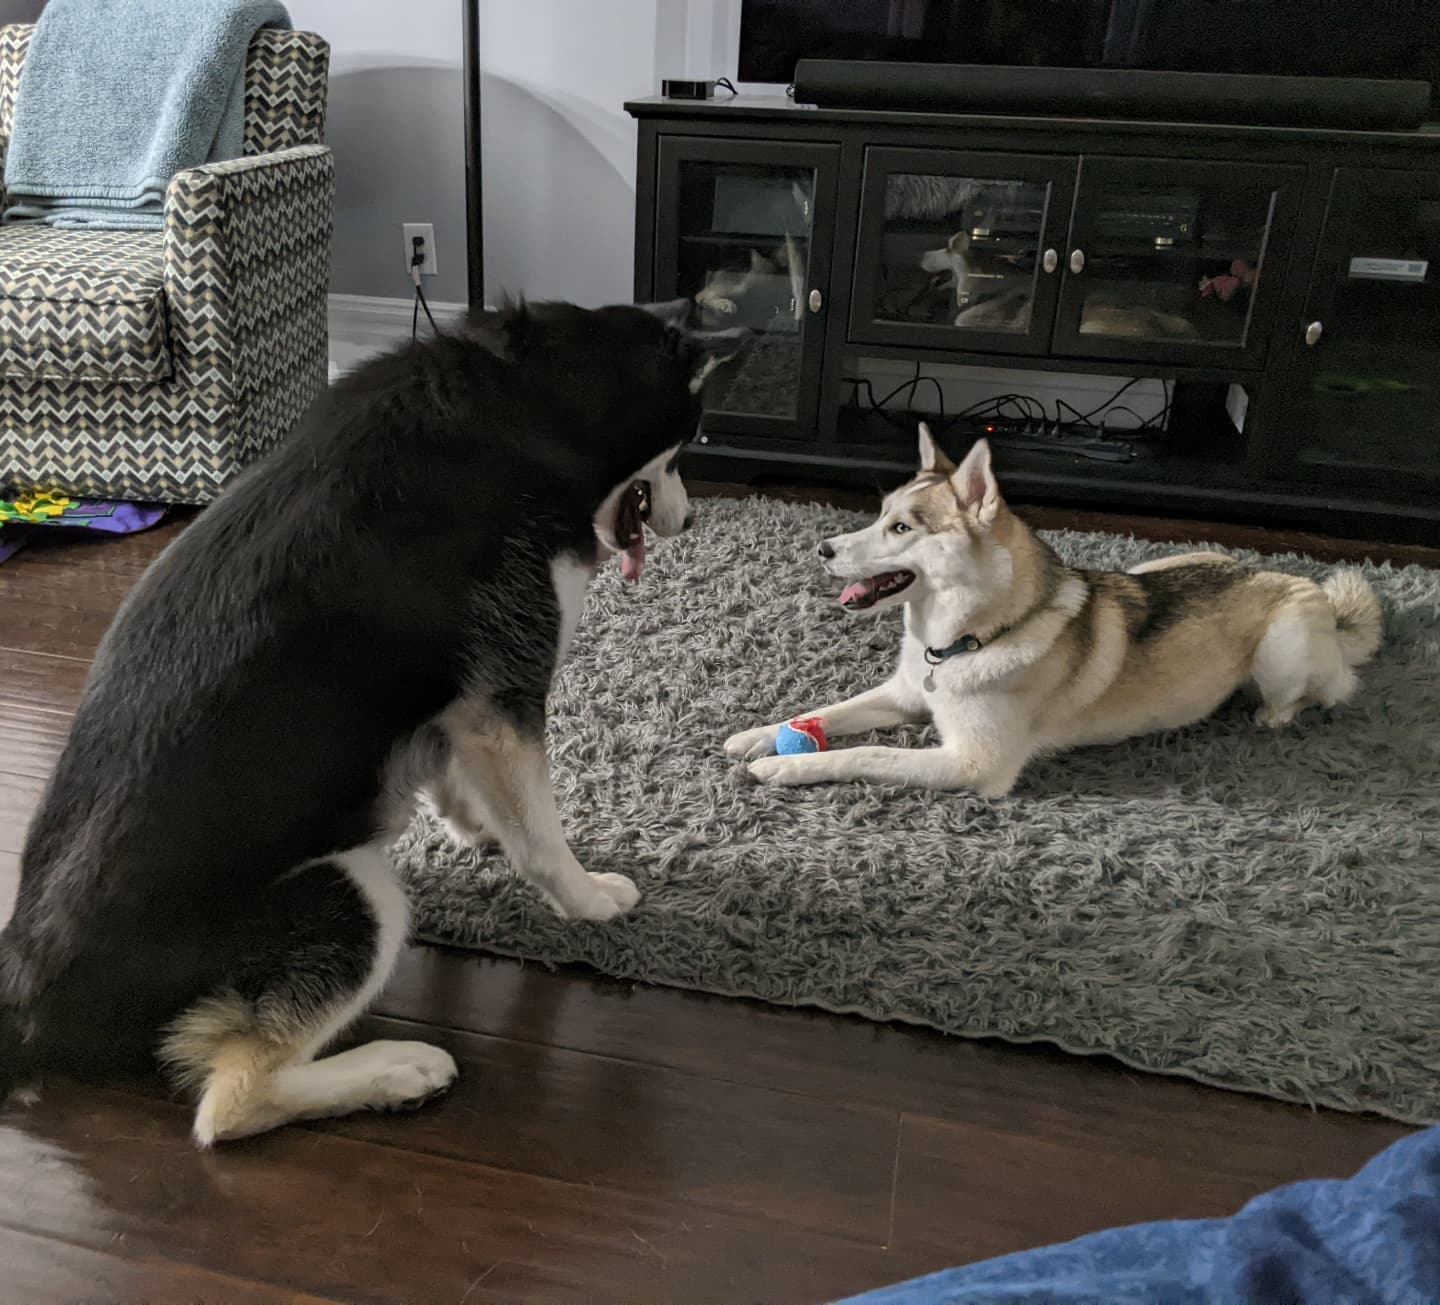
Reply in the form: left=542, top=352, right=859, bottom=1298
left=328, top=293, right=470, bottom=378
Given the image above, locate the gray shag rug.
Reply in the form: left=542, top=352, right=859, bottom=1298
left=394, top=497, right=1440, bottom=1124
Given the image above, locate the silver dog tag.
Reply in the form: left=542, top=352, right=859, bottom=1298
left=923, top=669, right=936, bottom=693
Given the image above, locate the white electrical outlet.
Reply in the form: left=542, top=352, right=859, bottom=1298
left=402, top=223, right=438, bottom=276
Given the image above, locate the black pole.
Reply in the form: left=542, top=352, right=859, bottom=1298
left=461, top=0, right=484, bottom=309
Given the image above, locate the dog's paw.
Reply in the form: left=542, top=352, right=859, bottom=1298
left=724, top=724, right=779, bottom=760
left=1254, top=704, right=1298, bottom=730
left=440, top=816, right=498, bottom=848
left=562, top=872, right=641, bottom=922
left=974, top=778, right=1016, bottom=800
left=747, top=755, right=814, bottom=786
left=590, top=871, right=641, bottom=911
left=360, top=1041, right=459, bottom=1111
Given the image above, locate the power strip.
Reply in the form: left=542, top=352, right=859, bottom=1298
left=957, top=417, right=1143, bottom=464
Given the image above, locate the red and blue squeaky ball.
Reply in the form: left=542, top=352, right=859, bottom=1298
left=775, top=716, right=828, bottom=755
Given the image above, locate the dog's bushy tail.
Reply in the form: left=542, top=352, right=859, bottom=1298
left=1323, top=570, right=1383, bottom=668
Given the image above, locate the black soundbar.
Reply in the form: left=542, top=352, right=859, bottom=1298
left=793, top=60, right=1432, bottom=131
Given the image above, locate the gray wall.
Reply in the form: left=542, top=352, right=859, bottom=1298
left=287, top=0, right=469, bottom=303
left=0, top=0, right=44, bottom=22
left=306, top=0, right=746, bottom=306
left=479, top=1, right=741, bottom=308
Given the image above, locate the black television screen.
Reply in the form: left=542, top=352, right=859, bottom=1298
left=739, top=0, right=1440, bottom=104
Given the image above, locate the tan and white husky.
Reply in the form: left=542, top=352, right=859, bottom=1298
left=725, top=425, right=1382, bottom=797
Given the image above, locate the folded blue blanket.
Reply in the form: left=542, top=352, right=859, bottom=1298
left=2, top=0, right=290, bottom=229
left=837, top=1125, right=1440, bottom=1305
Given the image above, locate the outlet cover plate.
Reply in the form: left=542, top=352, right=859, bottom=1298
left=402, top=223, right=438, bottom=276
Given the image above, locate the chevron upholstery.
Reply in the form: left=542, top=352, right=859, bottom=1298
left=0, top=24, right=24, bottom=215
left=0, top=227, right=170, bottom=383
left=0, top=24, right=332, bottom=504
left=243, top=28, right=329, bottom=155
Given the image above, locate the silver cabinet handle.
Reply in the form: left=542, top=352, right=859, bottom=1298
left=808, top=288, right=823, bottom=313
left=1304, top=320, right=1323, bottom=347
left=1069, top=249, right=1085, bottom=274
left=1043, top=248, right=1058, bottom=274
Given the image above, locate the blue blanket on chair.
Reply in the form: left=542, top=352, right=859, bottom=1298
left=837, top=1125, right=1440, bottom=1305
left=2, top=0, right=290, bottom=229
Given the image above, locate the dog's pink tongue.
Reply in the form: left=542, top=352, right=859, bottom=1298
left=620, top=535, right=646, bottom=582
left=839, top=579, right=870, bottom=607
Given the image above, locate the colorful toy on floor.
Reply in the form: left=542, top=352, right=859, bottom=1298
left=776, top=716, right=828, bottom=754
left=0, top=492, right=167, bottom=564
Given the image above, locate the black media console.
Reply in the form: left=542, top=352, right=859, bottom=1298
left=626, top=94, right=1440, bottom=542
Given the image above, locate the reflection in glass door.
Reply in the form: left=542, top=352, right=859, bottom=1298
left=653, top=138, right=838, bottom=439
left=676, top=160, right=814, bottom=420
left=1054, top=159, right=1303, bottom=367
left=876, top=173, right=1048, bottom=333
left=850, top=149, right=1075, bottom=356
left=1279, top=169, right=1440, bottom=494
left=1080, top=184, right=1269, bottom=343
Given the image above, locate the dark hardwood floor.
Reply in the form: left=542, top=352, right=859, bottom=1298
left=0, top=497, right=1428, bottom=1305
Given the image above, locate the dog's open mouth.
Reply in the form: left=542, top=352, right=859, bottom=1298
left=838, top=570, right=915, bottom=611
left=613, top=480, right=652, bottom=582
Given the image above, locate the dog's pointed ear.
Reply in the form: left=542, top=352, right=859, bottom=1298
left=917, top=422, right=954, bottom=474
left=951, top=438, right=1002, bottom=526
left=496, top=299, right=540, bottom=359
left=684, top=326, right=751, bottom=395
left=639, top=297, right=694, bottom=329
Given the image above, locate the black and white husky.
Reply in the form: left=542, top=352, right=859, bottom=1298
left=0, top=299, right=744, bottom=1145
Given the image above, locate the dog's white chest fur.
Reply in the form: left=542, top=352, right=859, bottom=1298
left=550, top=555, right=592, bottom=668
left=896, top=622, right=1005, bottom=697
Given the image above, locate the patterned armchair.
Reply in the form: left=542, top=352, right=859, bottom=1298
left=0, top=25, right=333, bottom=504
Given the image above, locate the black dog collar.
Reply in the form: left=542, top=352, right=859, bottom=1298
left=923, top=634, right=983, bottom=664
left=922, top=626, right=1016, bottom=692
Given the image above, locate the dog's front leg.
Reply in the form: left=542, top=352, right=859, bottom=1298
left=749, top=741, right=1027, bottom=797
left=724, top=679, right=926, bottom=761
left=747, top=744, right=981, bottom=791
left=443, top=714, right=638, bottom=922
left=423, top=776, right=497, bottom=848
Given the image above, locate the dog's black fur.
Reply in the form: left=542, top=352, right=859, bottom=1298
left=0, top=301, right=738, bottom=1096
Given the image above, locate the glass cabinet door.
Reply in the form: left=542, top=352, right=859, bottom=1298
left=1052, top=159, right=1304, bottom=369
left=850, top=148, right=1076, bottom=356
left=1271, top=168, right=1440, bottom=497
left=653, top=138, right=838, bottom=441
